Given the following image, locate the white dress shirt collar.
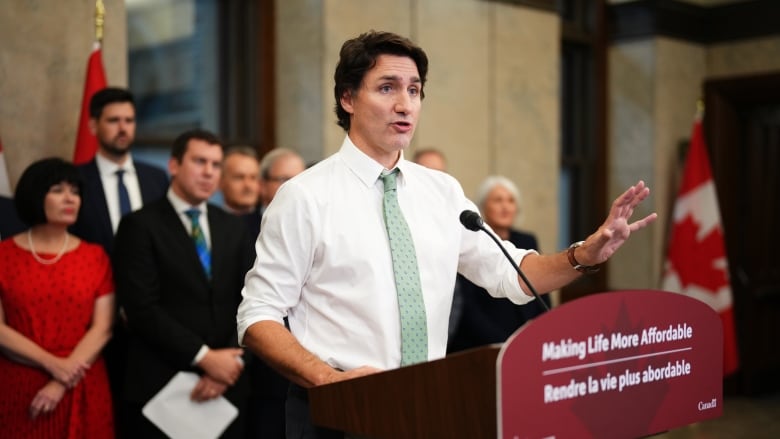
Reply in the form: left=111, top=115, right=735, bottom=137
left=341, top=135, right=412, bottom=187
left=95, top=153, right=136, bottom=177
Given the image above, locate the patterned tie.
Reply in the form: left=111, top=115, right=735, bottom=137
left=185, top=208, right=211, bottom=279
left=381, top=169, right=428, bottom=366
left=116, top=169, right=131, bottom=216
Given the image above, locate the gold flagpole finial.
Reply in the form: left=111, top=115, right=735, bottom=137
left=95, top=0, right=106, bottom=42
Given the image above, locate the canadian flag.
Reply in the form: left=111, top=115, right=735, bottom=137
left=662, top=115, right=739, bottom=376
left=73, top=41, right=107, bottom=165
left=0, top=136, right=12, bottom=197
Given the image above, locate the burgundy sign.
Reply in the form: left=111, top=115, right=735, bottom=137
left=498, top=290, right=723, bottom=439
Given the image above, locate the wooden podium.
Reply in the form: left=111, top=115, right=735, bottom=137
left=309, top=345, right=501, bottom=438
left=309, top=290, right=724, bottom=438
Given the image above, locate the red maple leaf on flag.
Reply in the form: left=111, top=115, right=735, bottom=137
left=666, top=215, right=728, bottom=291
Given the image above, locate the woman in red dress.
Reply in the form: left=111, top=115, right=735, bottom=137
left=0, top=158, right=115, bottom=438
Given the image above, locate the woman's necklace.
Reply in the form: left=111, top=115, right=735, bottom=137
left=27, top=229, right=70, bottom=265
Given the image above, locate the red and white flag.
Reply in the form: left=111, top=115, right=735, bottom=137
left=662, top=114, right=739, bottom=376
left=0, top=136, right=12, bottom=197
left=73, top=41, right=107, bottom=165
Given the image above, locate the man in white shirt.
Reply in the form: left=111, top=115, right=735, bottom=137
left=237, top=31, right=657, bottom=438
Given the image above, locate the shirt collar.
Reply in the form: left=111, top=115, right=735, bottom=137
left=167, top=187, right=207, bottom=215
left=339, top=135, right=412, bottom=188
left=95, top=153, right=136, bottom=177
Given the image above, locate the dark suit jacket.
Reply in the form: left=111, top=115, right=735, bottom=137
left=72, top=159, right=169, bottom=255
left=448, top=229, right=551, bottom=353
left=0, top=196, right=26, bottom=239
left=241, top=206, right=262, bottom=243
left=112, top=197, right=254, bottom=405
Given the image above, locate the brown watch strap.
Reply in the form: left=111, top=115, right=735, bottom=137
left=567, top=241, right=600, bottom=274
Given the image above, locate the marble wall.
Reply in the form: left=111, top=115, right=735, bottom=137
left=0, top=0, right=127, bottom=186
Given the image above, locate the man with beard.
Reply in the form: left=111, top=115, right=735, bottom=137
left=70, top=87, right=168, bottom=437
left=72, top=87, right=169, bottom=254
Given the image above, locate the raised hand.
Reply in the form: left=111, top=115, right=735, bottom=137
left=578, top=181, right=658, bottom=266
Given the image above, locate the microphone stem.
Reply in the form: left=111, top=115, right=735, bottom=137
left=479, top=225, right=550, bottom=312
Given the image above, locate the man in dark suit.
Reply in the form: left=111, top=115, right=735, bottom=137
left=0, top=195, right=26, bottom=239
left=69, top=88, right=169, bottom=435
left=113, top=129, right=254, bottom=438
left=71, top=87, right=168, bottom=255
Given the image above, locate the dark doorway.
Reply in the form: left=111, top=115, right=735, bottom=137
left=705, top=71, right=780, bottom=396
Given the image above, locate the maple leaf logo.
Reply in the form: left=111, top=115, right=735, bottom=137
left=666, top=215, right=728, bottom=291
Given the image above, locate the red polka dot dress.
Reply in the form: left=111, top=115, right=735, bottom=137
left=0, top=239, right=114, bottom=439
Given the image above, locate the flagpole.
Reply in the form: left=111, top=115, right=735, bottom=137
left=95, top=0, right=105, bottom=43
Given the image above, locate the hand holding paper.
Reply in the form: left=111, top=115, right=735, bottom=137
left=143, top=372, right=237, bottom=439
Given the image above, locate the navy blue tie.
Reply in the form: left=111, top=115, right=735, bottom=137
left=116, top=169, right=131, bottom=217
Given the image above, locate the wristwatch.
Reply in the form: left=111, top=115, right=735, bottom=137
left=567, top=241, right=600, bottom=274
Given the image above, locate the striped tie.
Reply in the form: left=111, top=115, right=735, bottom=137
left=380, top=169, right=428, bottom=366
left=185, top=208, right=211, bottom=279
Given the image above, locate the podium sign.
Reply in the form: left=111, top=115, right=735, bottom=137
left=499, top=290, right=723, bottom=438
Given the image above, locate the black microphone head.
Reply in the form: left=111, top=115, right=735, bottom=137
left=459, top=210, right=484, bottom=231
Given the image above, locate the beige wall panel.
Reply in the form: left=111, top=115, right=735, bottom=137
left=276, top=0, right=325, bottom=163
left=414, top=0, right=491, bottom=198
left=0, top=0, right=127, bottom=188
left=708, top=35, right=780, bottom=79
left=493, top=5, right=560, bottom=255
left=608, top=40, right=657, bottom=289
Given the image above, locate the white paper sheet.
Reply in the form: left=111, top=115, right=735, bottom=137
left=142, top=371, right=238, bottom=439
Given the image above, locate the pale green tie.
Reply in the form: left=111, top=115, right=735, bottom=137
left=381, top=169, right=428, bottom=366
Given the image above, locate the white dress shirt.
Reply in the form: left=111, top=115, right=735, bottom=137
left=95, top=153, right=144, bottom=233
left=237, top=136, right=535, bottom=371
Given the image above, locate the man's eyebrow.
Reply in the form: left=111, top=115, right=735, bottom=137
left=377, top=74, right=421, bottom=83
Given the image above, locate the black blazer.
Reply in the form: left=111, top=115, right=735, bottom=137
left=0, top=196, right=26, bottom=239
left=448, top=229, right=551, bottom=353
left=112, top=197, right=254, bottom=405
left=72, top=159, right=169, bottom=255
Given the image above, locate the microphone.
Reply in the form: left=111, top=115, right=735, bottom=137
left=459, top=210, right=550, bottom=312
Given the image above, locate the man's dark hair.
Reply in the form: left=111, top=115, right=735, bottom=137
left=334, top=30, right=428, bottom=132
left=89, top=87, right=135, bottom=119
left=15, top=158, right=84, bottom=226
left=171, top=129, right=224, bottom=162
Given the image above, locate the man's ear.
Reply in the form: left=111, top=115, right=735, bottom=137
left=88, top=118, right=98, bottom=135
left=168, top=157, right=179, bottom=177
left=340, top=90, right=355, bottom=115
